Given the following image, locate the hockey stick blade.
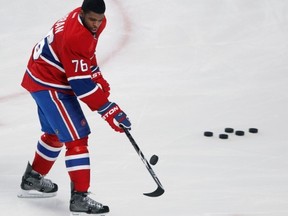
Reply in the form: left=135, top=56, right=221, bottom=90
left=121, top=126, right=165, bottom=197
left=143, top=185, right=165, bottom=197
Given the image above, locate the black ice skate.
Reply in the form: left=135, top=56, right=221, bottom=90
left=70, top=191, right=109, bottom=216
left=17, top=162, right=58, bottom=198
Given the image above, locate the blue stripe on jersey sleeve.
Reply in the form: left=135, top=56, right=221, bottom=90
left=69, top=77, right=97, bottom=97
left=91, top=66, right=100, bottom=73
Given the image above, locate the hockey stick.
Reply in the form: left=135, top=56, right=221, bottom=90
left=121, top=127, right=165, bottom=197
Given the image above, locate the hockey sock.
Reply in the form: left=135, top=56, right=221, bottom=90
left=65, top=137, right=90, bottom=192
left=32, top=133, right=63, bottom=175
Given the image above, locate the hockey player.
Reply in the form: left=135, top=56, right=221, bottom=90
left=18, top=0, right=131, bottom=215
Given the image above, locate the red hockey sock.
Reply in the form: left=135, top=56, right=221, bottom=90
left=65, top=137, right=90, bottom=192
left=32, top=133, right=63, bottom=175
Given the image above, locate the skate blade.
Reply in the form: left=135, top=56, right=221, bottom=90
left=70, top=212, right=108, bottom=216
left=17, top=189, right=57, bottom=198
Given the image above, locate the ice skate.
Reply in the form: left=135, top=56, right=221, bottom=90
left=17, top=162, right=58, bottom=198
left=70, top=191, right=109, bottom=216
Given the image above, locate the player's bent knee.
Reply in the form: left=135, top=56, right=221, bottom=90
left=65, top=137, right=88, bottom=151
left=41, top=133, right=63, bottom=148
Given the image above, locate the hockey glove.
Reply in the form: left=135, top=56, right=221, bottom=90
left=98, top=102, right=131, bottom=132
left=92, top=71, right=110, bottom=98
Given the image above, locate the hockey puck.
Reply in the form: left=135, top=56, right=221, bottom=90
left=249, top=128, right=258, bottom=133
left=204, top=131, right=213, bottom=137
left=219, top=134, right=228, bottom=139
left=235, top=130, right=245, bottom=136
left=224, top=127, right=234, bottom=133
left=149, top=155, right=159, bottom=165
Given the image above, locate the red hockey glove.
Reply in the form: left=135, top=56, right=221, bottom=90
left=92, top=71, right=110, bottom=98
left=98, top=102, right=131, bottom=133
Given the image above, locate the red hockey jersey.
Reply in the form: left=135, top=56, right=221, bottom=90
left=21, top=7, right=108, bottom=111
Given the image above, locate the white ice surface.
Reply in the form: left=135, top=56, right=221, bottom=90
left=1, top=0, right=288, bottom=215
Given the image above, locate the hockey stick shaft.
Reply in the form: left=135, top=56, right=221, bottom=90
left=122, top=127, right=165, bottom=197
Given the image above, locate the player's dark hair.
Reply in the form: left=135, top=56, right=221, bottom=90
left=81, top=0, right=106, bottom=14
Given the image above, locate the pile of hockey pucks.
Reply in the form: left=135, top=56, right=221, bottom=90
left=204, top=127, right=258, bottom=139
